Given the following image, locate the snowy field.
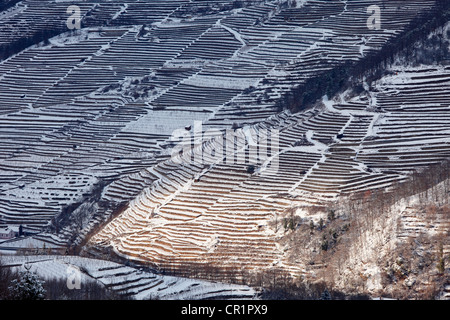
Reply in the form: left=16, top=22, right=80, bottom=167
left=0, top=255, right=258, bottom=300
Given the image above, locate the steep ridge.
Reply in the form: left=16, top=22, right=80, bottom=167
left=0, top=0, right=440, bottom=243
left=87, top=63, right=450, bottom=283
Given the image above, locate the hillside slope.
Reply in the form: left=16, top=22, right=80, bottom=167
left=0, top=0, right=439, bottom=234
left=0, top=0, right=449, bottom=299
left=87, top=57, right=450, bottom=297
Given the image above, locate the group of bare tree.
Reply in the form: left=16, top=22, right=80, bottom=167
left=320, top=159, right=450, bottom=298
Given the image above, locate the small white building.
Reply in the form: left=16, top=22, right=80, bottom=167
left=0, top=226, right=15, bottom=240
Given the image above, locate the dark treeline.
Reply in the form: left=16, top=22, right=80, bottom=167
left=45, top=178, right=131, bottom=256
left=0, top=0, right=252, bottom=62
left=0, top=5, right=112, bottom=61
left=0, top=27, right=68, bottom=61
left=0, top=0, right=21, bottom=12
left=122, top=258, right=370, bottom=300
left=75, top=199, right=129, bottom=255
left=278, top=0, right=450, bottom=113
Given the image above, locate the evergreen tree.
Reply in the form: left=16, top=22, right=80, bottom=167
left=320, top=289, right=332, bottom=300
left=327, top=209, right=336, bottom=221
left=318, top=218, right=324, bottom=231
left=309, top=220, right=315, bottom=233
left=8, top=267, right=46, bottom=300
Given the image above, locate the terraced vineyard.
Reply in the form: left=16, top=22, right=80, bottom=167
left=87, top=64, right=450, bottom=281
left=0, top=0, right=449, bottom=298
